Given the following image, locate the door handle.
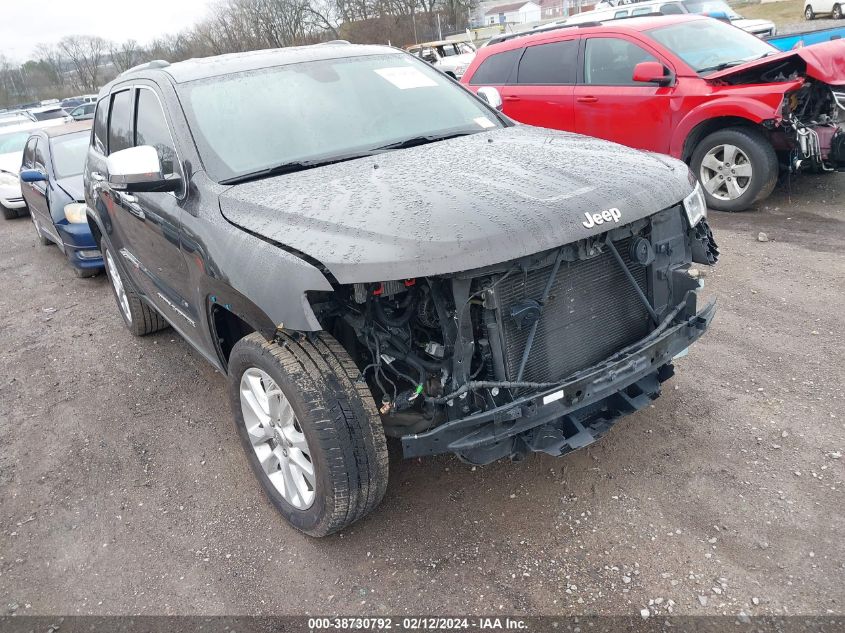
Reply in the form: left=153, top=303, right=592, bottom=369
left=503, top=95, right=521, bottom=102
left=576, top=96, right=599, bottom=103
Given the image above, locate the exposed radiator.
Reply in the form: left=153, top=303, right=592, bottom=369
left=494, top=236, right=651, bottom=384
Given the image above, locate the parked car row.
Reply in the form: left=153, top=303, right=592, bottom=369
left=464, top=14, right=845, bottom=211
left=3, top=40, right=719, bottom=537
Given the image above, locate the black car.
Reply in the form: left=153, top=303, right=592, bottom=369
left=84, top=43, right=718, bottom=536
left=20, top=121, right=104, bottom=276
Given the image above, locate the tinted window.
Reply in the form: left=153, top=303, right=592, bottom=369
left=108, top=90, right=133, bottom=154
left=23, top=137, right=37, bottom=167
left=32, top=109, right=68, bottom=121
left=135, top=88, right=178, bottom=175
left=51, top=132, right=90, bottom=179
left=469, top=48, right=521, bottom=85
left=584, top=37, right=658, bottom=85
left=93, top=99, right=108, bottom=153
left=516, top=40, right=578, bottom=85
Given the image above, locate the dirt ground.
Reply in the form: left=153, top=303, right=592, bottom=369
left=0, top=172, right=843, bottom=618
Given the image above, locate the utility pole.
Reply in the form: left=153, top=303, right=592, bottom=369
left=437, top=13, right=443, bottom=40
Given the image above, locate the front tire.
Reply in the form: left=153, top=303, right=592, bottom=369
left=1, top=204, right=17, bottom=220
left=228, top=332, right=389, bottom=537
left=102, top=243, right=168, bottom=336
left=833, top=4, right=842, bottom=19
left=805, top=4, right=815, bottom=19
left=691, top=127, right=778, bottom=212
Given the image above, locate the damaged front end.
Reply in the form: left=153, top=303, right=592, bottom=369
left=782, top=82, right=845, bottom=172
left=308, top=201, right=718, bottom=466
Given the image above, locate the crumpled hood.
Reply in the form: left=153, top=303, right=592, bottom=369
left=438, top=52, right=476, bottom=72
left=55, top=175, right=84, bottom=202
left=218, top=126, right=693, bottom=283
left=707, top=39, right=845, bottom=85
left=0, top=151, right=22, bottom=174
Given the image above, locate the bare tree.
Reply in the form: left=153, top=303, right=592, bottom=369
left=59, top=35, right=109, bottom=93
left=110, top=39, right=140, bottom=73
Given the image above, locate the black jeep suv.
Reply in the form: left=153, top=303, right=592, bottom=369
left=84, top=43, right=718, bottom=536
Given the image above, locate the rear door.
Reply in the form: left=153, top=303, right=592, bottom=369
left=502, top=38, right=579, bottom=131
left=573, top=34, right=677, bottom=153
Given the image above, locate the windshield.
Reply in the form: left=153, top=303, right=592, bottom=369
left=179, top=53, right=503, bottom=183
left=51, top=132, right=89, bottom=179
left=683, top=0, right=740, bottom=19
left=0, top=130, right=30, bottom=154
left=649, top=19, right=776, bottom=73
left=32, top=109, right=68, bottom=121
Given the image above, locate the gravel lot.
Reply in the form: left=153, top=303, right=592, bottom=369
left=0, top=172, right=843, bottom=618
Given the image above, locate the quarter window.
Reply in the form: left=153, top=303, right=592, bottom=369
left=584, top=37, right=659, bottom=85
left=23, top=137, right=37, bottom=168
left=134, top=88, right=178, bottom=176
left=516, top=40, right=578, bottom=85
left=108, top=89, right=133, bottom=154
left=93, top=99, right=108, bottom=153
left=469, top=48, right=521, bottom=85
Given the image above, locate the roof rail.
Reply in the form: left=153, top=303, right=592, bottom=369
left=487, top=21, right=602, bottom=46
left=119, top=59, right=171, bottom=77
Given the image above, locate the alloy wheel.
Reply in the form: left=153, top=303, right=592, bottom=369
left=699, top=144, right=753, bottom=201
left=239, top=367, right=316, bottom=510
left=105, top=248, right=132, bottom=323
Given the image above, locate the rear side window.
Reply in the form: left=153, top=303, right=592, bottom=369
left=584, top=37, right=659, bottom=85
left=108, top=90, right=133, bottom=154
left=516, top=40, right=578, bottom=85
left=23, top=137, right=37, bottom=168
left=614, top=9, right=629, bottom=17
left=632, top=6, right=653, bottom=15
left=93, top=99, right=108, bottom=153
left=469, top=48, right=521, bottom=85
left=660, top=2, right=685, bottom=13
left=134, top=88, right=178, bottom=176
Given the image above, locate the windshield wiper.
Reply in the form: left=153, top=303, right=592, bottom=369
left=372, top=131, right=476, bottom=152
left=220, top=151, right=378, bottom=185
left=698, top=60, right=746, bottom=74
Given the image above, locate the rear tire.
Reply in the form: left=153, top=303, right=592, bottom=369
left=102, top=242, right=168, bottom=336
left=833, top=4, right=842, bottom=19
left=805, top=4, right=814, bottom=19
left=228, top=331, right=389, bottom=537
left=691, top=127, right=778, bottom=212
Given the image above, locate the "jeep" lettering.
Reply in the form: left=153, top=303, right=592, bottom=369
left=582, top=208, right=622, bottom=229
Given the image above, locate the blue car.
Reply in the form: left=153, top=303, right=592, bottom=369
left=20, top=121, right=104, bottom=277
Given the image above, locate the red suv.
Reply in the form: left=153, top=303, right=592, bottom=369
left=461, top=15, right=845, bottom=211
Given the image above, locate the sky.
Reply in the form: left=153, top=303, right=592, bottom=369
left=0, top=0, right=214, bottom=61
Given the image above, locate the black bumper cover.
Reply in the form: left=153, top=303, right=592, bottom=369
left=402, top=289, right=716, bottom=465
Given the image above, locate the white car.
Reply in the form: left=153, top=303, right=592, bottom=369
left=681, top=0, right=777, bottom=36
left=0, top=120, right=64, bottom=219
left=406, top=40, right=477, bottom=79
left=804, top=0, right=843, bottom=19
left=26, top=104, right=72, bottom=123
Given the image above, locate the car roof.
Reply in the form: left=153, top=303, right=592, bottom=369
left=109, top=42, right=399, bottom=87
left=407, top=40, right=465, bottom=49
left=38, top=120, right=93, bottom=138
left=482, top=13, right=703, bottom=51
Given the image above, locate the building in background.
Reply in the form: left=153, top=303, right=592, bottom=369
left=483, top=1, right=542, bottom=25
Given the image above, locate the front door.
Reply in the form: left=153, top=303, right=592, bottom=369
left=573, top=35, right=676, bottom=154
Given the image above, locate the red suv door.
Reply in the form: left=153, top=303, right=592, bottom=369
left=573, top=35, right=677, bottom=153
left=500, top=37, right=579, bottom=131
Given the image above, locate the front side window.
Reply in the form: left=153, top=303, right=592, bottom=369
left=34, top=139, right=47, bottom=169
left=584, top=37, right=658, bottom=85
left=469, top=48, right=521, bottom=85
left=516, top=39, right=578, bottom=85
left=134, top=88, right=178, bottom=175
left=51, top=132, right=90, bottom=179
left=108, top=90, right=133, bottom=154
left=181, top=54, right=505, bottom=182
left=649, top=18, right=775, bottom=73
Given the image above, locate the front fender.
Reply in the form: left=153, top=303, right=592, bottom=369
left=669, top=91, right=794, bottom=158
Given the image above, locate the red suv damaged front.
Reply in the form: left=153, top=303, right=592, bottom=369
left=461, top=15, right=845, bottom=211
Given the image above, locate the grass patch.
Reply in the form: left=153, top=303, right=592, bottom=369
left=733, top=0, right=807, bottom=26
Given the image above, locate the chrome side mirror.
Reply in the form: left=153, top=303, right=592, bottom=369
left=106, top=145, right=181, bottom=193
left=477, top=86, right=503, bottom=111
